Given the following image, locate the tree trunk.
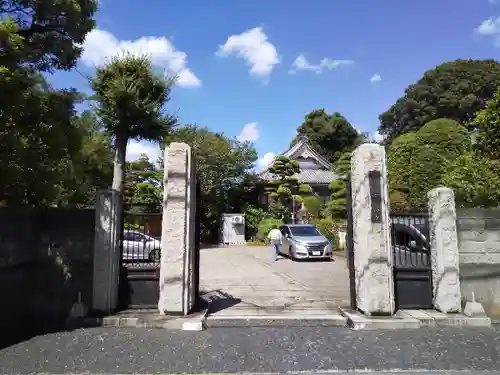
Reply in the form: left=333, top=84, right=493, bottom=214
left=112, top=135, right=128, bottom=193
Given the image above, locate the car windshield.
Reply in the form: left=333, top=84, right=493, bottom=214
left=290, top=226, right=321, bottom=237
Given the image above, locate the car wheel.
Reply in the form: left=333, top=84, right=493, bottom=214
left=149, top=249, right=161, bottom=262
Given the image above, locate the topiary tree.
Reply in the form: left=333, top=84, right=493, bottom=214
left=326, top=179, right=347, bottom=219
left=408, top=118, right=470, bottom=208
left=265, top=155, right=311, bottom=221
left=334, top=151, right=352, bottom=177
left=387, top=132, right=417, bottom=210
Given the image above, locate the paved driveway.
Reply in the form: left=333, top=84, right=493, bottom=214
left=200, top=245, right=350, bottom=314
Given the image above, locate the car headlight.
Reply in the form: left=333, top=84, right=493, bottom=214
left=325, top=243, right=332, bottom=252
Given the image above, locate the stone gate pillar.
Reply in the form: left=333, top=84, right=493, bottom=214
left=92, top=189, right=122, bottom=314
left=351, top=143, right=395, bottom=315
left=428, top=187, right=461, bottom=313
left=158, top=142, right=197, bottom=315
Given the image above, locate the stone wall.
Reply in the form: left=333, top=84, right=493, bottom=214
left=0, top=208, right=95, bottom=331
left=457, top=208, right=500, bottom=317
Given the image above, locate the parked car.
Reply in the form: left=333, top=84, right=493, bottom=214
left=122, top=230, right=161, bottom=262
left=278, top=224, right=332, bottom=260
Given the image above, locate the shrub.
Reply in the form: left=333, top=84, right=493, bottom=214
left=317, top=217, right=340, bottom=249
left=256, top=218, right=282, bottom=242
left=246, top=240, right=266, bottom=246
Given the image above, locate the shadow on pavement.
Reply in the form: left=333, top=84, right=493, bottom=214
left=200, top=289, right=242, bottom=314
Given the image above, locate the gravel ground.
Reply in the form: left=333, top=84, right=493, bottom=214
left=0, top=326, right=499, bottom=374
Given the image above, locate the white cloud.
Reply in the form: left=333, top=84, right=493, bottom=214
left=80, top=29, right=201, bottom=87
left=126, top=140, right=162, bottom=163
left=216, top=27, right=280, bottom=80
left=257, top=152, right=276, bottom=171
left=370, top=73, right=382, bottom=83
left=237, top=122, right=260, bottom=142
left=289, top=54, right=354, bottom=74
left=476, top=16, right=500, bottom=46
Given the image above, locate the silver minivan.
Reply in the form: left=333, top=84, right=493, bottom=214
left=278, top=224, right=332, bottom=260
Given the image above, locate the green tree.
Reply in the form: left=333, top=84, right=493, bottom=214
left=265, top=155, right=301, bottom=198
left=245, top=205, right=267, bottom=241
left=442, top=151, right=500, bottom=208
left=379, top=59, right=500, bottom=140
left=1, top=0, right=97, bottom=71
left=409, top=118, right=470, bottom=207
left=302, top=195, right=322, bottom=224
left=387, top=118, right=470, bottom=209
left=265, top=155, right=312, bottom=221
left=291, top=109, right=364, bottom=163
left=326, top=179, right=347, bottom=219
left=124, top=155, right=162, bottom=213
left=164, top=125, right=258, bottom=242
left=470, top=87, right=500, bottom=161
left=90, top=54, right=177, bottom=194
left=387, top=132, right=417, bottom=208
left=0, top=74, right=83, bottom=206
left=334, top=151, right=352, bottom=177
left=55, top=110, right=113, bottom=207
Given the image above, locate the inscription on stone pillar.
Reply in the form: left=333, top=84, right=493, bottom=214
left=369, top=170, right=382, bottom=223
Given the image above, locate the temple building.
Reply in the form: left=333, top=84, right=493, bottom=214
left=257, top=137, right=341, bottom=212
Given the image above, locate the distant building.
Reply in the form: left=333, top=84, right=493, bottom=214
left=257, top=137, right=340, bottom=218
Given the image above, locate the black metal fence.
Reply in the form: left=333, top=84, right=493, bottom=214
left=390, top=212, right=433, bottom=309
left=122, top=213, right=162, bottom=264
left=119, top=212, right=162, bottom=309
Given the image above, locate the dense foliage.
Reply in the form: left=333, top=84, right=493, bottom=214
left=91, top=54, right=177, bottom=193
left=164, top=125, right=258, bottom=242
left=379, top=59, right=500, bottom=141
left=291, top=109, right=366, bottom=163
left=471, top=87, right=500, bottom=161
left=387, top=118, right=470, bottom=209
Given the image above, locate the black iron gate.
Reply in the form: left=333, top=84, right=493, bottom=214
left=119, top=212, right=162, bottom=309
left=390, top=213, right=433, bottom=309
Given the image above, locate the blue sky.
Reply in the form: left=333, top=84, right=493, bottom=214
left=49, top=0, right=500, bottom=169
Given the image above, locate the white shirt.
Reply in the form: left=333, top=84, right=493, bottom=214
left=268, top=228, right=282, bottom=241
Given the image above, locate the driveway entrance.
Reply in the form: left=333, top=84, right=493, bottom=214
left=200, top=245, right=350, bottom=316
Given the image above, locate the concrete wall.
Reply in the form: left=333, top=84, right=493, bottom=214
left=457, top=208, right=500, bottom=317
left=0, top=208, right=95, bottom=331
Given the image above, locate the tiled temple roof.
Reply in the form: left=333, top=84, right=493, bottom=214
left=259, top=169, right=340, bottom=184
left=257, top=136, right=341, bottom=185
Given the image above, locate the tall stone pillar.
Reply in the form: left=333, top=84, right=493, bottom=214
left=428, top=187, right=462, bottom=313
left=158, top=142, right=197, bottom=315
left=92, top=189, right=122, bottom=314
left=351, top=143, right=394, bottom=315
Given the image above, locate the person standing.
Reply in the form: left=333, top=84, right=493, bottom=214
left=267, top=225, right=282, bottom=262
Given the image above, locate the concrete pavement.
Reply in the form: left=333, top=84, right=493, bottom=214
left=1, top=326, right=499, bottom=373
left=200, top=246, right=350, bottom=317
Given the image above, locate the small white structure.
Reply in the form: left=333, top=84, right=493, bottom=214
left=220, top=213, right=246, bottom=245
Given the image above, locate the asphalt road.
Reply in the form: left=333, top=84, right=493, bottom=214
left=1, top=326, right=499, bottom=374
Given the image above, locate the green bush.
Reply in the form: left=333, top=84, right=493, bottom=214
left=317, top=217, right=340, bottom=249
left=246, top=240, right=266, bottom=246
left=256, top=218, right=282, bottom=242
